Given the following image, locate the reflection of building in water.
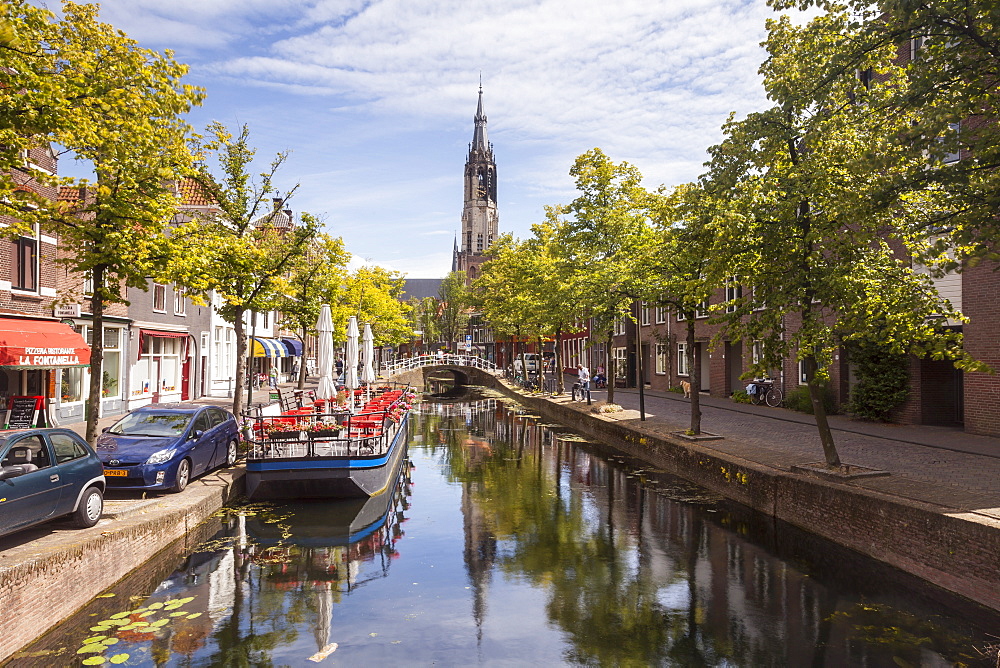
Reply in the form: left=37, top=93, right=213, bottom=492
left=450, top=400, right=966, bottom=666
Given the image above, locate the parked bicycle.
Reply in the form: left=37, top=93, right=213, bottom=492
left=747, top=378, right=783, bottom=407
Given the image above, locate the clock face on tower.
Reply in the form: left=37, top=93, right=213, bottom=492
left=476, top=185, right=486, bottom=199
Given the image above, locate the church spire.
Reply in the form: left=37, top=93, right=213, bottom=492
left=471, top=85, right=488, bottom=152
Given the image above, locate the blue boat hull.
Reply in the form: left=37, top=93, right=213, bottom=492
left=246, top=414, right=409, bottom=500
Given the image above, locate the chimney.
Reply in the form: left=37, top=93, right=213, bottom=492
left=283, top=209, right=293, bottom=223
left=272, top=197, right=282, bottom=210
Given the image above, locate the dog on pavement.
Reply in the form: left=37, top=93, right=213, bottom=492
left=680, top=380, right=691, bottom=398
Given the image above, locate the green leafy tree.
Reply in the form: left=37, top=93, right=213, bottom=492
left=335, top=265, right=411, bottom=350
left=475, top=234, right=536, bottom=372
left=644, top=184, right=721, bottom=435
left=4, top=2, right=205, bottom=443
left=771, top=0, right=1000, bottom=263
left=183, top=123, right=318, bottom=418
left=560, top=148, right=654, bottom=406
left=407, top=297, right=441, bottom=354
left=273, top=230, right=349, bottom=388
left=437, top=271, right=471, bottom=352
left=705, top=7, right=984, bottom=467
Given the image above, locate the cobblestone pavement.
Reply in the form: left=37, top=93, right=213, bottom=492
left=569, top=384, right=1000, bottom=520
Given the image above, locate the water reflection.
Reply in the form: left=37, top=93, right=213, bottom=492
left=415, top=392, right=997, bottom=667
left=12, top=391, right=999, bottom=667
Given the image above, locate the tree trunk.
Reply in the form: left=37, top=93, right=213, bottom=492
left=536, top=336, right=544, bottom=390
left=804, top=355, right=841, bottom=467
left=687, top=320, right=701, bottom=435
left=605, top=330, right=615, bottom=406
left=232, top=307, right=247, bottom=418
left=84, top=265, right=106, bottom=446
left=297, top=327, right=307, bottom=390
left=636, top=315, right=645, bottom=421
left=554, top=326, right=563, bottom=394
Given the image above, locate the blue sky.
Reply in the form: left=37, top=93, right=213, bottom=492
left=57, top=0, right=781, bottom=278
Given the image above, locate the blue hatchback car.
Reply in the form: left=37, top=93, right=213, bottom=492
left=0, top=428, right=105, bottom=538
left=96, top=404, right=240, bottom=493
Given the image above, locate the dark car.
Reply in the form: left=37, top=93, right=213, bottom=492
left=0, top=428, right=105, bottom=538
left=96, top=404, right=240, bottom=493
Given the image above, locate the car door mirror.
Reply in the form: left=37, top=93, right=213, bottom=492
left=101, top=427, right=110, bottom=433
left=191, top=430, right=204, bottom=440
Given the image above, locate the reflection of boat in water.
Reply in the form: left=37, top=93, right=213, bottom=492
left=243, top=462, right=413, bottom=659
left=245, top=386, right=413, bottom=499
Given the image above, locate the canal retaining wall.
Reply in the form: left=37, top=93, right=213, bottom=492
left=0, top=469, right=244, bottom=663
left=455, top=370, right=1000, bottom=613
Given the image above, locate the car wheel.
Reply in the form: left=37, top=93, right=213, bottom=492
left=72, top=486, right=103, bottom=528
left=171, top=459, right=191, bottom=493
left=225, top=439, right=238, bottom=467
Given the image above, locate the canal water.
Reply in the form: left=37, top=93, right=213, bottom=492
left=10, top=389, right=1000, bottom=667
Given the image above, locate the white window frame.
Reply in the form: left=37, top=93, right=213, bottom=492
left=752, top=341, right=763, bottom=366
left=677, top=342, right=689, bottom=377
left=640, top=302, right=650, bottom=326
left=173, top=285, right=186, bottom=315
left=696, top=299, right=710, bottom=319
left=798, top=359, right=808, bottom=385
left=655, top=305, right=666, bottom=324
left=655, top=343, right=668, bottom=375
left=725, top=277, right=742, bottom=313
left=152, top=283, right=166, bottom=313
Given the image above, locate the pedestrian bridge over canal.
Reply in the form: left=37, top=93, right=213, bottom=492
left=382, top=354, right=501, bottom=391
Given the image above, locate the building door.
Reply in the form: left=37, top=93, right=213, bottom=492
left=152, top=358, right=162, bottom=404
left=698, top=342, right=711, bottom=392
left=727, top=341, right=743, bottom=394
left=181, top=355, right=191, bottom=401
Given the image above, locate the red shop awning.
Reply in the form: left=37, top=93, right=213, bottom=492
left=137, top=329, right=190, bottom=360
left=0, top=319, right=91, bottom=368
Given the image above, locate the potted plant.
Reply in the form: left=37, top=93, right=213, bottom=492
left=263, top=421, right=306, bottom=440
left=306, top=421, right=341, bottom=438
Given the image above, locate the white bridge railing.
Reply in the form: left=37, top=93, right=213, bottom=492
left=383, top=353, right=500, bottom=376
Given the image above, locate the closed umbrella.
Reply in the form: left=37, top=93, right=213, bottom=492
left=344, top=316, right=360, bottom=410
left=361, top=323, right=376, bottom=401
left=315, top=305, right=335, bottom=405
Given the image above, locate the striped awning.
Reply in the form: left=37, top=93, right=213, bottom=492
left=251, top=337, right=287, bottom=358
left=280, top=337, right=303, bottom=356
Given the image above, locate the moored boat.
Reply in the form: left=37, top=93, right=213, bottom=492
left=245, top=384, right=415, bottom=500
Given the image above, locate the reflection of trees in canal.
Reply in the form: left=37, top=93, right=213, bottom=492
left=14, top=469, right=415, bottom=667
left=421, top=397, right=993, bottom=667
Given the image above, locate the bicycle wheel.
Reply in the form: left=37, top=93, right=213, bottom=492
left=765, top=387, right=783, bottom=407
left=750, top=389, right=764, bottom=405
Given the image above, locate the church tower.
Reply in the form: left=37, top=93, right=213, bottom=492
left=452, top=86, right=499, bottom=283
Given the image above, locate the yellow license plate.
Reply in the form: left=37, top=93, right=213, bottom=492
left=103, top=469, right=128, bottom=477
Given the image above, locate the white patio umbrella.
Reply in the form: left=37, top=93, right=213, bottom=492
left=361, top=323, right=376, bottom=401
left=315, top=305, right=335, bottom=405
left=344, top=316, right=360, bottom=410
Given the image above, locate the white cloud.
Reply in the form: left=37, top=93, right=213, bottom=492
left=67, top=0, right=786, bottom=272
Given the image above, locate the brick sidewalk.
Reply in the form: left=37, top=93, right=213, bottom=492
left=565, top=383, right=1000, bottom=519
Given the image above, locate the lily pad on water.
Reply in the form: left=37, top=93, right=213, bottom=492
left=109, top=612, right=131, bottom=620
left=83, top=636, right=107, bottom=644
left=81, top=657, right=106, bottom=666
left=187, top=613, right=202, bottom=619
left=95, top=593, right=116, bottom=599
left=109, top=653, right=130, bottom=664
left=78, top=644, right=106, bottom=654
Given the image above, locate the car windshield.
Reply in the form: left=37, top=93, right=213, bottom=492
left=109, top=412, right=192, bottom=437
